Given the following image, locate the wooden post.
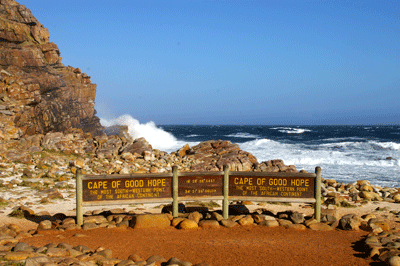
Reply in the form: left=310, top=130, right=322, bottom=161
left=223, top=165, right=229, bottom=220
left=315, top=166, right=322, bottom=222
left=76, top=169, right=83, bottom=226
left=172, top=166, right=179, bottom=218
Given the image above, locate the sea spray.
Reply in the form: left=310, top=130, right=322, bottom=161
left=98, top=119, right=400, bottom=187
left=100, top=114, right=198, bottom=152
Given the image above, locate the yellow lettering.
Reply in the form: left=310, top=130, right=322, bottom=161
left=269, top=178, right=287, bottom=186
left=257, top=178, right=266, bottom=185
left=111, top=180, right=121, bottom=188
left=125, top=179, right=144, bottom=188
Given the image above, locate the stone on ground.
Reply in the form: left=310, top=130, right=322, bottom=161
left=179, top=219, right=199, bottom=230
left=130, top=214, right=171, bottom=229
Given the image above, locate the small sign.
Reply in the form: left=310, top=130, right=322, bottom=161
left=82, top=176, right=172, bottom=202
left=229, top=176, right=315, bottom=198
left=178, top=175, right=223, bottom=197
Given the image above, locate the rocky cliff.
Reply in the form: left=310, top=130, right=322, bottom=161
left=0, top=0, right=103, bottom=141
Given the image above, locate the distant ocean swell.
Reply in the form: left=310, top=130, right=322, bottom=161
left=100, top=115, right=400, bottom=188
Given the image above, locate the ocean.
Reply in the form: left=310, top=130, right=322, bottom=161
left=101, top=115, right=400, bottom=188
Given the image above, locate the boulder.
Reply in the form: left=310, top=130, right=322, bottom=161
left=130, top=214, right=171, bottom=229
left=198, top=220, right=220, bottom=229
left=179, top=219, right=199, bottom=230
left=238, top=215, right=254, bottom=226
left=308, top=222, right=333, bottom=231
left=290, top=212, right=305, bottom=224
left=220, top=219, right=238, bottom=228
left=188, top=211, right=202, bottom=224
left=339, top=214, right=362, bottom=230
left=259, top=220, right=279, bottom=227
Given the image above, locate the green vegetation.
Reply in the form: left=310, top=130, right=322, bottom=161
left=339, top=200, right=356, bottom=208
left=0, top=260, right=25, bottom=266
left=8, top=209, right=25, bottom=219
left=19, top=180, right=33, bottom=187
left=40, top=198, right=50, bottom=204
left=266, top=202, right=292, bottom=206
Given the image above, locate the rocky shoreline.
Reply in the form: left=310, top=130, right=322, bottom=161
left=1, top=129, right=400, bottom=265
left=1, top=0, right=400, bottom=265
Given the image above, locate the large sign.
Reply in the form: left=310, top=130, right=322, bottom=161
left=76, top=167, right=322, bottom=225
left=82, top=175, right=172, bottom=202
left=229, top=176, right=315, bottom=198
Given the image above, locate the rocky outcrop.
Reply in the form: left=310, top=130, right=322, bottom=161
left=0, top=0, right=103, bottom=140
left=174, top=140, right=297, bottom=172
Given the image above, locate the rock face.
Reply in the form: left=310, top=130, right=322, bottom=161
left=0, top=0, right=103, bottom=141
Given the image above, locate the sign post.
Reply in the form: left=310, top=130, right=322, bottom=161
left=172, top=166, right=179, bottom=217
left=76, top=166, right=321, bottom=223
left=76, top=169, right=83, bottom=226
left=223, top=165, right=229, bottom=220
left=315, top=166, right=322, bottom=222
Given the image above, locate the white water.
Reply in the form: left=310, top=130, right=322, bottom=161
left=100, top=115, right=400, bottom=187
left=240, top=138, right=400, bottom=187
left=270, top=127, right=312, bottom=134
left=225, top=133, right=260, bottom=138
left=100, top=115, right=198, bottom=152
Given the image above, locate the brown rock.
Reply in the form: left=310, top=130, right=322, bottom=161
left=188, top=211, right=202, bottom=224
left=37, top=220, right=52, bottom=230
left=0, top=0, right=103, bottom=139
left=238, top=215, right=254, bottom=226
left=284, top=224, right=307, bottom=230
left=308, top=222, right=334, bottom=231
left=259, top=220, right=279, bottom=227
left=121, top=137, right=153, bottom=155
left=179, top=219, right=199, bottom=230
left=339, top=214, right=362, bottom=230
left=147, top=255, right=167, bottom=264
left=387, top=256, right=400, bottom=266
left=178, top=144, right=190, bottom=157
left=198, top=220, right=220, bottom=229
left=130, top=214, right=171, bottom=229
left=172, top=217, right=186, bottom=227
left=3, top=251, right=35, bottom=260
left=220, top=219, right=238, bottom=228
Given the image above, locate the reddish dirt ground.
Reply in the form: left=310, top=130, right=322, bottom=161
left=21, top=225, right=380, bottom=266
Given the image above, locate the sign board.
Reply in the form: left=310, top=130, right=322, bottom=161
left=178, top=175, right=223, bottom=197
left=82, top=175, right=172, bottom=202
left=76, top=166, right=322, bottom=226
left=229, top=176, right=315, bottom=198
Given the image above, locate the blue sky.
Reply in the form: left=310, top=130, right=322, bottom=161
left=19, top=0, right=399, bottom=125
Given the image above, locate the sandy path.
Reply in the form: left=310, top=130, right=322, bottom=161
left=21, top=226, right=375, bottom=266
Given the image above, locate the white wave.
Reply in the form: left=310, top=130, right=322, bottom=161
left=240, top=138, right=400, bottom=187
left=225, top=133, right=259, bottom=139
left=100, top=114, right=198, bottom=153
left=270, top=127, right=312, bottom=134
left=371, top=141, right=400, bottom=150
left=187, top=134, right=201, bottom=137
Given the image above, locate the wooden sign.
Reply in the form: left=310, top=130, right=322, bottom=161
left=76, top=166, right=322, bottom=226
left=82, top=175, right=172, bottom=202
left=178, top=175, right=223, bottom=197
left=229, top=176, right=315, bottom=198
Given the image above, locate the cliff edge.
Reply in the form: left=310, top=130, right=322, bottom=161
left=0, top=0, right=103, bottom=140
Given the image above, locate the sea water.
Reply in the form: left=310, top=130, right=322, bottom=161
left=101, top=115, right=400, bottom=188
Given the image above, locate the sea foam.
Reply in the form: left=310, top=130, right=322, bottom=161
left=100, top=114, right=196, bottom=152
